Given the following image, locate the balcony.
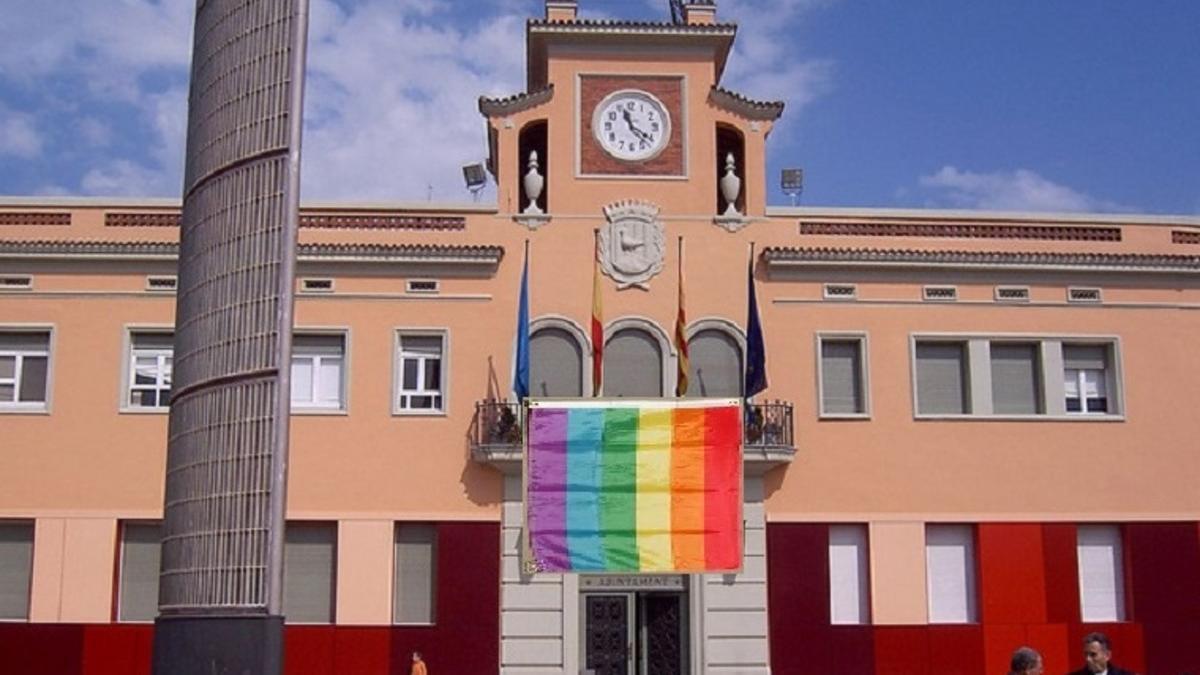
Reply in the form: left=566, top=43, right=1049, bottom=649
left=471, top=399, right=795, bottom=475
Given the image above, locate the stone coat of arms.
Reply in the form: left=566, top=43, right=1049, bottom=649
left=599, top=200, right=665, bottom=289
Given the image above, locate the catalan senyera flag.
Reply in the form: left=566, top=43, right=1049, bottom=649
left=523, top=399, right=742, bottom=573
left=674, top=237, right=688, bottom=397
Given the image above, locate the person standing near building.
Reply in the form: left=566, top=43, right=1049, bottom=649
left=1009, top=646, right=1044, bottom=675
left=410, top=651, right=428, bottom=675
left=1068, top=632, right=1138, bottom=675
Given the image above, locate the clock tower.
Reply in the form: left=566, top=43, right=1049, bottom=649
left=479, top=0, right=784, bottom=228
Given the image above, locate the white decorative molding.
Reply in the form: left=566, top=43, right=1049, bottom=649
left=599, top=200, right=666, bottom=289
left=712, top=214, right=751, bottom=232
left=513, top=213, right=552, bottom=230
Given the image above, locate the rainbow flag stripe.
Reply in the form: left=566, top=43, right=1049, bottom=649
left=524, top=399, right=742, bottom=573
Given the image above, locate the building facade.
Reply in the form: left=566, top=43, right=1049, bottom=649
left=2, top=2, right=1200, bottom=673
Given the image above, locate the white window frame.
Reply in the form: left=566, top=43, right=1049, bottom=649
left=816, top=332, right=870, bottom=419
left=282, top=522, right=337, bottom=625
left=1076, top=524, right=1126, bottom=622
left=925, top=524, right=978, bottom=624
left=911, top=334, right=1123, bottom=420
left=1062, top=342, right=1119, bottom=416
left=828, top=524, right=871, bottom=625
left=123, top=329, right=173, bottom=412
left=394, top=329, right=448, bottom=415
left=116, top=520, right=162, bottom=623
left=0, top=520, right=34, bottom=621
left=393, top=522, right=437, bottom=625
left=0, top=327, right=53, bottom=413
left=290, top=331, right=349, bottom=413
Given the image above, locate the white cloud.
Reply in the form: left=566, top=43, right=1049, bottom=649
left=918, top=166, right=1125, bottom=213
left=0, top=108, right=42, bottom=158
left=81, top=159, right=174, bottom=196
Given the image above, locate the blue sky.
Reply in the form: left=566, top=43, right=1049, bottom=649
left=0, top=0, right=1196, bottom=214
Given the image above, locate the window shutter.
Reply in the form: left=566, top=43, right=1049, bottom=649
left=990, top=343, right=1041, bottom=414
left=530, top=328, right=583, bottom=397
left=0, top=522, right=33, bottom=620
left=926, top=525, right=977, bottom=623
left=603, top=329, right=663, bottom=397
left=915, top=343, right=968, bottom=414
left=394, top=524, right=436, bottom=624
left=132, top=333, right=174, bottom=350
left=687, top=330, right=742, bottom=397
left=829, top=524, right=870, bottom=624
left=821, top=340, right=863, bottom=414
left=0, top=332, right=49, bottom=352
left=294, top=333, right=344, bottom=355
left=283, top=524, right=336, bottom=623
left=119, top=523, right=162, bottom=621
left=401, top=335, right=442, bottom=356
left=1063, top=345, right=1107, bottom=370
left=1077, top=525, right=1125, bottom=621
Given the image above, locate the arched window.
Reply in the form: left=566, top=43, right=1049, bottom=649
left=687, top=328, right=743, bottom=397
left=604, top=328, right=663, bottom=397
left=530, top=326, right=583, bottom=397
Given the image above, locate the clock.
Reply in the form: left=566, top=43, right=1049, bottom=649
left=591, top=89, right=672, bottom=162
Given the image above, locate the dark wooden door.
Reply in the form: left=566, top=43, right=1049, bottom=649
left=585, top=594, right=631, bottom=675
left=641, top=593, right=685, bottom=675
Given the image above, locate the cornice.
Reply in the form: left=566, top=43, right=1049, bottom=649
left=708, top=86, right=784, bottom=121
left=0, top=240, right=505, bottom=265
left=762, top=246, right=1200, bottom=274
left=528, top=18, right=736, bottom=35
left=479, top=84, right=554, bottom=118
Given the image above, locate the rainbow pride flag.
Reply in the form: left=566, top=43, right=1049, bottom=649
left=523, top=399, right=743, bottom=574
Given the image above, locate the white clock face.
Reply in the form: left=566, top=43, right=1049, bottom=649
left=592, top=89, right=671, bottom=162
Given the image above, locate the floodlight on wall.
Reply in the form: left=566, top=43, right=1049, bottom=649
left=462, top=162, right=488, bottom=202
left=781, top=168, right=804, bottom=207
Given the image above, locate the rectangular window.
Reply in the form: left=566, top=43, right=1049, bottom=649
left=914, top=342, right=969, bottom=415
left=0, top=331, right=50, bottom=410
left=393, top=523, right=436, bottom=624
left=1077, top=525, right=1125, bottom=621
left=128, top=333, right=173, bottom=409
left=396, top=333, right=445, bottom=413
left=990, top=343, right=1042, bottom=414
left=819, top=337, right=867, bottom=416
left=118, top=522, right=161, bottom=622
left=283, top=523, right=336, bottom=624
left=925, top=524, right=977, bottom=623
left=1063, top=345, right=1110, bottom=414
left=828, top=524, right=870, bottom=625
left=291, top=334, right=346, bottom=410
left=0, top=521, right=34, bottom=620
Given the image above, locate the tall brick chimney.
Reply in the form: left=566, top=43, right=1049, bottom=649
left=545, top=1, right=577, bottom=22
left=683, top=0, right=717, bottom=25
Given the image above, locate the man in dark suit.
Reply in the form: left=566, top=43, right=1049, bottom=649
left=1068, top=632, right=1137, bottom=675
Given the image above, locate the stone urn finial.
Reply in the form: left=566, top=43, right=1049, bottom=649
left=719, top=152, right=741, bottom=217
left=522, top=150, right=544, bottom=215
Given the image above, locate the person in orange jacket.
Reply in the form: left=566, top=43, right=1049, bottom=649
left=410, top=651, right=428, bottom=675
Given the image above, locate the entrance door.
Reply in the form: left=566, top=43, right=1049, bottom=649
left=583, top=592, right=688, bottom=675
left=584, top=594, right=634, bottom=675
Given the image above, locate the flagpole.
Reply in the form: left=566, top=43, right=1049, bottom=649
left=675, top=235, right=688, bottom=398
left=591, top=228, right=603, bottom=397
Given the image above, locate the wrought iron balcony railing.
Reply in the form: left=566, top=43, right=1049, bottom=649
left=471, top=399, right=795, bottom=474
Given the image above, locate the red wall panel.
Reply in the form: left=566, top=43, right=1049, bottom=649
left=926, top=625, right=984, bottom=675
left=978, top=524, right=1047, bottom=624
left=1140, top=621, right=1200, bottom=674
left=284, top=626, right=335, bottom=675
left=1041, top=524, right=1080, bottom=625
left=767, top=523, right=836, bottom=674
left=982, top=623, right=1026, bottom=675
left=332, top=626, right=391, bottom=674
left=1024, top=623, right=1069, bottom=675
left=82, top=625, right=153, bottom=675
left=1127, top=522, right=1200, bottom=622
left=873, top=626, right=929, bottom=675
left=0, top=624, right=84, bottom=675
